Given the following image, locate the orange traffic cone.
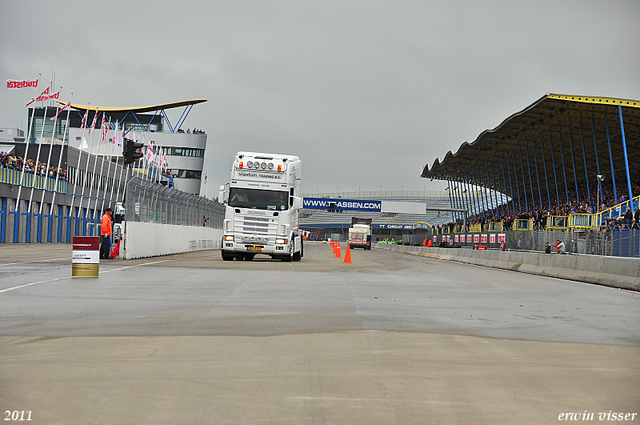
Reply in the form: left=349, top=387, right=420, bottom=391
left=343, top=244, right=352, bottom=264
left=335, top=242, right=341, bottom=258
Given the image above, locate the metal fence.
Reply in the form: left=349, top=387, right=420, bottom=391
left=478, top=229, right=639, bottom=257
left=124, top=176, right=225, bottom=228
left=429, top=228, right=638, bottom=258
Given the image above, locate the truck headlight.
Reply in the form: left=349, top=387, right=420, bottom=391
left=224, top=236, right=234, bottom=241
left=275, top=238, right=288, bottom=245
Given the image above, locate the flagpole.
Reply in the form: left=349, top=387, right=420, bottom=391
left=67, top=105, right=90, bottom=226
left=100, top=118, right=116, bottom=212
left=106, top=126, right=124, bottom=209
left=80, top=109, right=99, bottom=231
left=49, top=96, right=73, bottom=217
left=114, top=152, right=126, bottom=205
left=39, top=88, right=65, bottom=214
left=27, top=81, right=52, bottom=217
left=85, top=112, right=104, bottom=227
left=93, top=117, right=112, bottom=213
left=145, top=137, right=151, bottom=182
left=155, top=143, right=160, bottom=184
left=113, top=137, right=127, bottom=209
left=14, top=74, right=41, bottom=213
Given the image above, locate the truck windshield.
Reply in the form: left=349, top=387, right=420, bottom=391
left=229, top=188, right=289, bottom=210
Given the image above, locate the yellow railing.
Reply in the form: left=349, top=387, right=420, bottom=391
left=1, top=165, right=68, bottom=193
left=546, top=216, right=569, bottom=230
left=543, top=195, right=640, bottom=230
left=514, top=219, right=534, bottom=231
left=568, top=214, right=594, bottom=230
left=468, top=223, right=482, bottom=233
left=488, top=221, right=503, bottom=231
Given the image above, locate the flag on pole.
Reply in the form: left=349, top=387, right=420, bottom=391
left=113, top=121, right=121, bottom=148
left=50, top=101, right=72, bottom=121
left=111, top=120, right=118, bottom=145
left=80, top=108, right=89, bottom=129
left=88, top=109, right=98, bottom=134
left=102, top=116, right=111, bottom=142
left=25, top=87, right=50, bottom=107
left=145, top=142, right=152, bottom=162
left=100, top=114, right=108, bottom=141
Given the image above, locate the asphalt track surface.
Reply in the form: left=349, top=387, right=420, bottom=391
left=0, top=242, right=638, bottom=424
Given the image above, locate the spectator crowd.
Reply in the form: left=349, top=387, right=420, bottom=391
left=436, top=175, right=640, bottom=234
left=0, top=151, right=67, bottom=180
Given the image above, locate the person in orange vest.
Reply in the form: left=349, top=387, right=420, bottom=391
left=100, top=208, right=113, bottom=259
left=426, top=238, right=433, bottom=247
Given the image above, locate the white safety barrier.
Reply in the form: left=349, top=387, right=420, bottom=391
left=121, top=222, right=222, bottom=259
left=375, top=244, right=640, bottom=292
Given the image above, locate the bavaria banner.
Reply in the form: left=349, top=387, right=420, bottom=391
left=302, top=197, right=382, bottom=212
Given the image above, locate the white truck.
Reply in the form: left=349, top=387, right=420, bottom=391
left=348, top=217, right=372, bottom=250
left=219, top=152, right=303, bottom=261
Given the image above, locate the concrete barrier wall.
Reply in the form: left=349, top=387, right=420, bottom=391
left=121, top=222, right=222, bottom=260
left=376, top=244, right=640, bottom=292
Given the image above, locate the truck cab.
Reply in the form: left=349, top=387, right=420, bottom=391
left=219, top=152, right=303, bottom=261
left=348, top=218, right=372, bottom=250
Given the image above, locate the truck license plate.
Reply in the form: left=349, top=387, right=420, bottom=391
left=247, top=246, right=262, bottom=251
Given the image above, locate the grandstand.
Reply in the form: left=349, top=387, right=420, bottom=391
left=301, top=94, right=640, bottom=256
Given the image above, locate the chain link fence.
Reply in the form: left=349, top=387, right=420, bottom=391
left=504, top=229, right=639, bottom=257
left=508, top=230, right=610, bottom=255
left=124, top=175, right=225, bottom=228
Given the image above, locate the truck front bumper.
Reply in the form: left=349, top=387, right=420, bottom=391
left=222, top=241, right=288, bottom=256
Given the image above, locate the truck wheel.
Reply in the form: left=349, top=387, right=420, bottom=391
left=221, top=251, right=235, bottom=261
left=244, top=254, right=255, bottom=261
left=281, top=254, right=293, bottom=262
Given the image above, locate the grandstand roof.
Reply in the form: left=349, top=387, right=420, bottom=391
left=59, top=99, right=208, bottom=113
left=421, top=94, right=640, bottom=202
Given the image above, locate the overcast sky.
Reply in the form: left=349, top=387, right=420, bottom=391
left=2, top=0, right=639, bottom=198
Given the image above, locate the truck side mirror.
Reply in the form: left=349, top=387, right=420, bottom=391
left=292, top=196, right=303, bottom=209
left=219, top=185, right=228, bottom=204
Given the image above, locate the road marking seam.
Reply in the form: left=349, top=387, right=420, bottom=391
left=0, top=259, right=172, bottom=293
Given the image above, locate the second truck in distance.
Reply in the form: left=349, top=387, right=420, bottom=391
left=348, top=217, right=372, bottom=250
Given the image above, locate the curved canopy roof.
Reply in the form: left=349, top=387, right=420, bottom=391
left=421, top=94, right=640, bottom=204
left=59, top=99, right=207, bottom=113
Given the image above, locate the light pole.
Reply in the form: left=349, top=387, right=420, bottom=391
left=596, top=175, right=604, bottom=214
